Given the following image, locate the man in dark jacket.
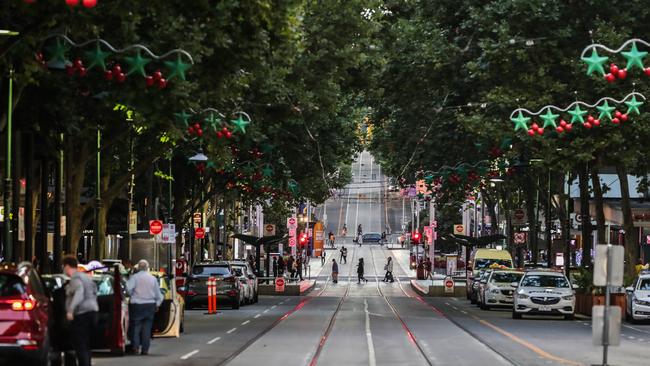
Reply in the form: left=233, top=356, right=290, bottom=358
left=63, top=255, right=99, bottom=366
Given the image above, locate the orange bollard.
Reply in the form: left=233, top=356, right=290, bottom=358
left=207, top=276, right=216, bottom=314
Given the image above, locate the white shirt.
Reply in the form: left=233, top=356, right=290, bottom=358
left=127, top=270, right=163, bottom=306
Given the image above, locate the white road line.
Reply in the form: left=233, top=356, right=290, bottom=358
left=452, top=306, right=458, bottom=310
left=263, top=309, right=269, bottom=313
left=180, top=350, right=199, bottom=360
left=242, top=320, right=250, bottom=325
left=254, top=314, right=261, bottom=318
left=622, top=324, right=650, bottom=335
left=445, top=302, right=450, bottom=306
left=364, top=298, right=377, bottom=366
left=207, top=336, right=221, bottom=345
left=461, top=311, right=468, bottom=314
left=279, top=301, right=285, bottom=304
left=271, top=305, right=277, bottom=309
left=227, top=328, right=237, bottom=334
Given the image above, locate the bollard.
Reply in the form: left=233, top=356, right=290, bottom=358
left=207, top=276, right=217, bottom=314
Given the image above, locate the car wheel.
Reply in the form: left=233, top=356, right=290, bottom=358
left=254, top=292, right=259, bottom=303
left=232, top=300, right=240, bottom=310
left=564, top=314, right=575, bottom=321
left=481, top=303, right=489, bottom=311
left=470, top=296, right=477, bottom=305
left=180, top=307, right=185, bottom=333
left=512, top=311, right=522, bottom=319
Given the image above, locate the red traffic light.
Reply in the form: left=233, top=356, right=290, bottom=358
left=299, top=232, right=309, bottom=245
left=411, top=231, right=421, bottom=243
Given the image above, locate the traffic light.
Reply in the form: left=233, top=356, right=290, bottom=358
left=411, top=231, right=421, bottom=244
left=299, top=232, right=309, bottom=247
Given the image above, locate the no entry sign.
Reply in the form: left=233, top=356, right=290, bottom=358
left=275, top=277, right=285, bottom=292
left=444, top=276, right=455, bottom=293
left=195, top=227, right=206, bottom=239
left=149, top=220, right=163, bottom=235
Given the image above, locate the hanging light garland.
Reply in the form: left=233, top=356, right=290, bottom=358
left=175, top=109, right=252, bottom=141
left=509, top=92, right=646, bottom=137
left=581, top=38, right=650, bottom=83
left=40, top=34, right=194, bottom=89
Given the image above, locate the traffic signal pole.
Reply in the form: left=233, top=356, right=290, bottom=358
left=3, top=70, right=13, bottom=262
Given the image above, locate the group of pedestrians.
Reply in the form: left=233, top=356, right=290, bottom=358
left=272, top=254, right=307, bottom=281
left=329, top=255, right=394, bottom=285
left=62, top=255, right=163, bottom=366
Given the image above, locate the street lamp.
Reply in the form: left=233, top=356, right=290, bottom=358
left=189, top=149, right=208, bottom=264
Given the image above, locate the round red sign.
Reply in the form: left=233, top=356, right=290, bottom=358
left=275, top=277, right=285, bottom=287
left=195, top=227, right=206, bottom=239
left=445, top=279, right=454, bottom=288
left=149, top=220, right=163, bottom=235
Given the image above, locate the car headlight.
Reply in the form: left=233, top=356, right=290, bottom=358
left=490, top=288, right=500, bottom=294
left=561, top=295, right=574, bottom=300
left=517, top=294, right=529, bottom=299
left=633, top=298, right=650, bottom=306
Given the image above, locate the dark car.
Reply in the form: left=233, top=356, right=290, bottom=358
left=362, top=233, right=382, bottom=244
left=184, top=262, right=241, bottom=310
left=0, top=262, right=53, bottom=365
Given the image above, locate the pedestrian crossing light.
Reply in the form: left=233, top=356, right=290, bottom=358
left=299, top=232, right=309, bottom=246
left=412, top=231, right=421, bottom=244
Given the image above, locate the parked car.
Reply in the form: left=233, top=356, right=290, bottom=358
left=469, top=270, right=486, bottom=304
left=0, top=262, right=54, bottom=365
left=625, top=272, right=650, bottom=323
left=183, top=262, right=241, bottom=310
left=151, top=271, right=185, bottom=337
left=479, top=270, right=524, bottom=310
left=91, top=268, right=129, bottom=355
left=362, top=233, right=382, bottom=244
left=475, top=270, right=492, bottom=307
left=512, top=270, right=576, bottom=320
left=229, top=261, right=258, bottom=304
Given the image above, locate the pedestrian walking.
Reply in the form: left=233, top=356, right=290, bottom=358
left=278, top=255, right=285, bottom=276
left=272, top=256, right=278, bottom=278
left=63, top=255, right=99, bottom=366
left=339, top=245, right=345, bottom=262
left=296, top=256, right=304, bottom=281
left=381, top=231, right=386, bottom=246
left=357, top=234, right=362, bottom=247
left=320, top=251, right=326, bottom=265
left=342, top=246, right=348, bottom=264
left=126, top=259, right=163, bottom=355
left=329, top=232, right=336, bottom=248
left=341, top=225, right=347, bottom=237
left=287, top=255, right=295, bottom=278
left=357, top=258, right=368, bottom=284
left=383, top=257, right=394, bottom=283
left=332, top=259, right=339, bottom=283
left=357, top=224, right=363, bottom=237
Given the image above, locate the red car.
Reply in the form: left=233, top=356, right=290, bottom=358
left=0, top=262, right=53, bottom=365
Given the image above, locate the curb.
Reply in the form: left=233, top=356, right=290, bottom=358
left=410, top=279, right=429, bottom=296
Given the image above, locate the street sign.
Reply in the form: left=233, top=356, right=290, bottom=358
left=129, top=211, right=137, bottom=234
left=18, top=207, right=24, bottom=242
left=288, top=237, right=297, bottom=247
left=162, top=224, right=176, bottom=243
left=423, top=226, right=433, bottom=244
left=453, top=224, right=465, bottom=235
left=193, top=212, right=202, bottom=228
left=195, top=227, right=206, bottom=239
left=594, top=244, right=624, bottom=287
left=0, top=206, right=3, bottom=221
left=264, top=224, right=276, bottom=236
left=149, top=220, right=163, bottom=235
left=430, top=220, right=437, bottom=229
left=287, top=217, right=297, bottom=229
left=289, top=228, right=296, bottom=237
left=444, top=276, right=455, bottom=293
left=513, top=208, right=527, bottom=225
left=275, top=277, right=285, bottom=292
left=514, top=232, right=526, bottom=244
left=592, top=306, right=621, bottom=346
left=61, top=215, right=66, bottom=237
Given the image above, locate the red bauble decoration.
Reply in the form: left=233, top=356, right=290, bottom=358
left=605, top=73, right=616, bottom=83
left=587, top=115, right=594, bottom=122
left=66, top=0, right=80, bottom=6
left=82, top=0, right=97, bottom=8
left=193, top=123, right=201, bottom=130
left=222, top=127, right=229, bottom=133
left=65, top=64, right=75, bottom=76
left=78, top=67, right=87, bottom=77
left=615, top=110, right=622, bottom=118
left=584, top=122, right=592, bottom=129
left=610, top=64, right=619, bottom=75
left=74, top=59, right=83, bottom=68
left=196, top=129, right=203, bottom=137
left=621, top=113, right=629, bottom=121
left=645, top=67, right=650, bottom=76
left=145, top=75, right=154, bottom=87
left=187, top=126, right=195, bottom=135
left=612, top=117, right=620, bottom=124
left=225, top=131, right=232, bottom=139
left=531, top=123, right=539, bottom=130
left=216, top=131, right=224, bottom=138
left=537, top=128, right=544, bottom=135
left=116, top=72, right=126, bottom=83
left=24, top=0, right=36, bottom=3
left=556, top=126, right=564, bottom=133
left=157, top=78, right=167, bottom=89
left=565, top=123, right=573, bottom=131
left=104, top=70, right=113, bottom=80
left=618, top=69, right=627, bottom=80
left=153, top=70, right=162, bottom=80
left=112, top=64, right=122, bottom=75
left=559, top=119, right=567, bottom=127
left=593, top=119, right=600, bottom=126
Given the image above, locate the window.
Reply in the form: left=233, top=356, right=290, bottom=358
left=520, top=275, right=569, bottom=288
left=491, top=272, right=523, bottom=284
left=474, top=258, right=513, bottom=269
left=638, top=279, right=650, bottom=290
left=192, top=265, right=231, bottom=277
left=28, top=271, right=46, bottom=297
left=93, top=276, right=114, bottom=296
left=0, top=274, right=25, bottom=297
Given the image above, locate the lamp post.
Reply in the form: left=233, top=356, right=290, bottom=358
left=2, top=30, right=18, bottom=262
left=189, top=149, right=208, bottom=263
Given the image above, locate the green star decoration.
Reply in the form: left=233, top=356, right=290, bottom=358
left=621, top=42, right=648, bottom=71
left=164, top=54, right=191, bottom=81
left=581, top=49, right=609, bottom=76
left=231, top=115, right=251, bottom=133
left=597, top=101, right=616, bottom=121
left=124, top=50, right=151, bottom=77
left=45, top=38, right=69, bottom=63
left=510, top=111, right=530, bottom=131
left=568, top=105, right=588, bottom=124
left=625, top=95, right=644, bottom=115
left=85, top=43, right=111, bottom=70
left=262, top=164, right=274, bottom=177
left=174, top=111, right=192, bottom=127
left=204, top=113, right=222, bottom=131
left=540, top=108, right=559, bottom=128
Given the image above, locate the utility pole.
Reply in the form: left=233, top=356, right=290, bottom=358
left=3, top=69, right=14, bottom=262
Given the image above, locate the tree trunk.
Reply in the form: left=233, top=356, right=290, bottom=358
left=616, top=165, right=638, bottom=280
left=65, top=139, right=88, bottom=257
left=579, top=164, right=592, bottom=267
left=525, top=174, right=538, bottom=263
left=591, top=168, right=606, bottom=245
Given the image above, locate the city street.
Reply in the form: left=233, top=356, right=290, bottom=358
left=93, top=152, right=650, bottom=366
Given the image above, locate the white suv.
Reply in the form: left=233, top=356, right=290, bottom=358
left=625, top=273, right=650, bottom=323
left=512, top=270, right=575, bottom=320
left=480, top=270, right=524, bottom=310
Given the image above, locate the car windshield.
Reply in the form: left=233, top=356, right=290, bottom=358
left=192, top=265, right=231, bottom=277
left=520, top=274, right=569, bottom=288
left=491, top=272, right=523, bottom=284
left=474, top=258, right=513, bottom=269
left=638, top=278, right=650, bottom=290
left=363, top=234, right=381, bottom=240
left=93, top=276, right=114, bottom=295
left=0, top=274, right=25, bottom=297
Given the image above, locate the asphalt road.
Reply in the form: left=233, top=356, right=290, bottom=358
left=93, top=151, right=650, bottom=366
